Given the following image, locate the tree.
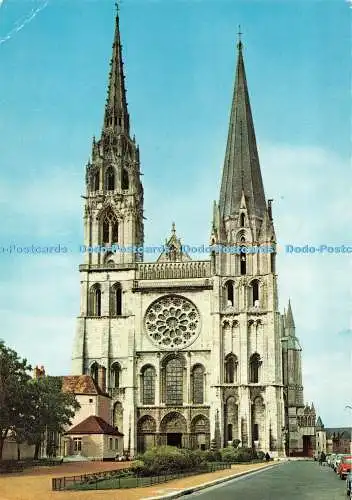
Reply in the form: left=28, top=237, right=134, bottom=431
left=0, top=340, right=32, bottom=460
left=25, top=376, right=80, bottom=459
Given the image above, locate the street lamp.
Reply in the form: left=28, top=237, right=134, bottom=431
left=345, top=405, right=352, bottom=455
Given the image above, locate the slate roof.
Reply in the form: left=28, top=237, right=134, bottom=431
left=66, top=416, right=123, bottom=436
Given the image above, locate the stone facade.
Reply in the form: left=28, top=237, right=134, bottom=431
left=71, top=11, right=311, bottom=457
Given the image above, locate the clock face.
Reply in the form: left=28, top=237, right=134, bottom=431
left=144, top=295, right=200, bottom=350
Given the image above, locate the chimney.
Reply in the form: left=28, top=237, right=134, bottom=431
left=97, top=366, right=106, bottom=393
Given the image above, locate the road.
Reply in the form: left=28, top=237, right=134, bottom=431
left=187, top=460, right=348, bottom=499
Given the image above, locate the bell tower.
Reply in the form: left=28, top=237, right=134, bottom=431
left=83, top=7, right=144, bottom=266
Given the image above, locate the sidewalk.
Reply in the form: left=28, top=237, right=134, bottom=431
left=0, top=461, right=278, bottom=500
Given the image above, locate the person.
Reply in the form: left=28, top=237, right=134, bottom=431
left=265, top=452, right=271, bottom=462
left=319, top=451, right=326, bottom=465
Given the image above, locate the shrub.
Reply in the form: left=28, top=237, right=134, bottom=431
left=256, top=451, right=265, bottom=461
left=204, top=450, right=222, bottom=462
left=220, top=447, right=237, bottom=463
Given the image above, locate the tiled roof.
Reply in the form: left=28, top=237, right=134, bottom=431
left=62, top=375, right=108, bottom=396
left=66, top=416, right=123, bottom=436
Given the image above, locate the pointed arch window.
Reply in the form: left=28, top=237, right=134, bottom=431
left=225, top=280, right=235, bottom=307
left=191, top=364, right=205, bottom=404
left=225, top=354, right=238, bottom=383
left=122, top=169, right=129, bottom=190
left=141, top=365, right=155, bottom=405
left=110, top=283, right=122, bottom=316
left=106, top=167, right=115, bottom=191
left=251, top=280, right=259, bottom=307
left=249, top=353, right=261, bottom=383
left=240, top=249, right=246, bottom=275
left=90, top=362, right=99, bottom=383
left=91, top=171, right=99, bottom=192
left=240, top=213, right=245, bottom=227
left=101, top=211, right=118, bottom=245
left=89, top=284, right=101, bottom=316
left=111, top=362, right=121, bottom=389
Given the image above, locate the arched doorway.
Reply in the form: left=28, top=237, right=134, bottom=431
left=190, top=415, right=210, bottom=450
left=137, top=416, right=157, bottom=453
left=160, top=412, right=187, bottom=448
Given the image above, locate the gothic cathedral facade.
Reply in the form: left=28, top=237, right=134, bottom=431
left=72, top=11, right=308, bottom=457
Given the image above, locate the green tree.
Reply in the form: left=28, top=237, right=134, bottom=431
left=0, top=340, right=32, bottom=460
left=25, top=376, right=80, bottom=459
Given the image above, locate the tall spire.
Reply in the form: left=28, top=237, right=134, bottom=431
left=219, top=36, right=266, bottom=220
left=103, top=4, right=130, bottom=135
left=286, top=299, right=295, bottom=329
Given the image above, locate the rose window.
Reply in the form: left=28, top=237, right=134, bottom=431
left=144, top=295, right=200, bottom=349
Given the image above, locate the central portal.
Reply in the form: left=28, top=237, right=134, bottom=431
left=167, top=433, right=182, bottom=448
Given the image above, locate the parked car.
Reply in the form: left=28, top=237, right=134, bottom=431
left=337, top=456, right=352, bottom=480
left=346, top=472, right=352, bottom=498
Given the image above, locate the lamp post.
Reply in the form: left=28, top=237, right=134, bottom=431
left=345, top=405, right=352, bottom=455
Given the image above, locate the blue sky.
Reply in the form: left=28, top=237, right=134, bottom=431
left=0, top=0, right=351, bottom=426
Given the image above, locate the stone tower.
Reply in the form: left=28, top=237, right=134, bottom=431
left=210, top=38, right=284, bottom=453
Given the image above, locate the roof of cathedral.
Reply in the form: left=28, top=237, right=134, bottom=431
left=103, top=6, right=130, bottom=134
left=66, top=416, right=123, bottom=436
left=219, top=40, right=267, bottom=220
left=62, top=375, right=108, bottom=397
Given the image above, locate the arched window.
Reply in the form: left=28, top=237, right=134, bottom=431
left=106, top=167, right=115, bottom=191
left=110, top=283, right=122, bottom=316
left=240, top=248, right=246, bottom=275
left=225, top=354, right=238, bottom=383
left=122, top=169, right=129, bottom=190
left=249, top=353, right=261, bottom=383
left=112, top=221, right=119, bottom=244
left=240, top=213, right=245, bottom=227
left=101, top=210, right=118, bottom=245
left=89, top=284, right=101, bottom=316
left=90, top=362, right=99, bottom=383
left=251, top=280, right=259, bottom=306
left=191, top=364, right=204, bottom=404
left=91, top=171, right=99, bottom=192
left=141, top=365, right=155, bottom=405
left=102, top=218, right=110, bottom=244
left=225, top=281, right=234, bottom=307
left=111, top=362, right=121, bottom=389
left=164, top=356, right=184, bottom=405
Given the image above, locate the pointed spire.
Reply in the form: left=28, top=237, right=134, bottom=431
left=286, top=299, right=295, bottom=329
left=103, top=4, right=130, bottom=135
left=219, top=35, right=266, bottom=220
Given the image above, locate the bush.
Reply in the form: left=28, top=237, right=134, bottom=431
left=256, top=451, right=265, bottom=461
left=204, top=450, right=222, bottom=462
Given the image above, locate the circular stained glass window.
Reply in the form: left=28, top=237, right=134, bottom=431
left=144, top=295, right=200, bottom=349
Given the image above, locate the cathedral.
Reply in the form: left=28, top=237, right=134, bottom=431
left=71, top=9, right=315, bottom=457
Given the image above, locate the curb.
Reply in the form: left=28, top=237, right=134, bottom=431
left=143, top=463, right=279, bottom=499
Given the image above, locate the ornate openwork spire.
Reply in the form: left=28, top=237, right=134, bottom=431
left=103, top=4, right=130, bottom=135
left=219, top=35, right=266, bottom=220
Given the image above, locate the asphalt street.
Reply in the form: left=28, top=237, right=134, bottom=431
left=187, top=460, right=348, bottom=499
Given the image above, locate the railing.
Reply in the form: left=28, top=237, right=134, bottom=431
left=52, top=462, right=230, bottom=491
left=137, top=261, right=211, bottom=280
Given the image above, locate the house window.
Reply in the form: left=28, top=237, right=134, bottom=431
left=115, top=439, right=118, bottom=450
left=109, top=438, right=113, bottom=450
left=89, top=398, right=93, bottom=403
left=73, top=438, right=82, bottom=453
